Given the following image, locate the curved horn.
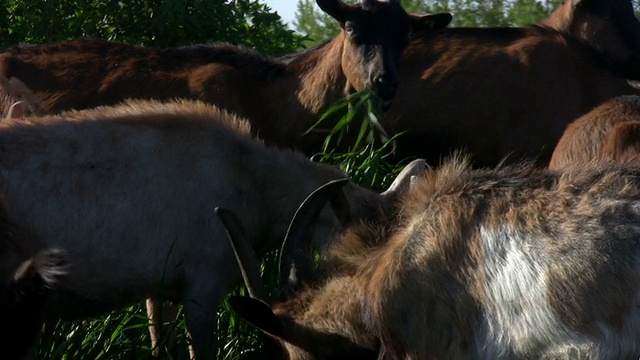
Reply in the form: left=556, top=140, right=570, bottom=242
left=277, top=178, right=350, bottom=295
left=381, top=158, right=426, bottom=199
left=1, top=76, right=40, bottom=118
left=6, top=101, right=24, bottom=119
left=215, top=207, right=269, bottom=301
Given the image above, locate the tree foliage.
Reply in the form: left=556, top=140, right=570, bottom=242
left=294, top=0, right=562, bottom=46
left=294, top=0, right=341, bottom=47
left=1, top=0, right=305, bottom=55
left=407, top=0, right=561, bottom=27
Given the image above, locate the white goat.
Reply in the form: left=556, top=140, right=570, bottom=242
left=0, top=99, right=421, bottom=359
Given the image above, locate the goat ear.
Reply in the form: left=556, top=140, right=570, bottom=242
left=317, top=0, right=352, bottom=24
left=229, top=296, right=286, bottom=338
left=410, top=13, right=452, bottom=32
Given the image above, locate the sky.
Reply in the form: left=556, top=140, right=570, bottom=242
left=262, top=0, right=298, bottom=28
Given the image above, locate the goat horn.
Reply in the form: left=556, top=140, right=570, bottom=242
left=277, top=178, right=350, bottom=296
left=381, top=158, right=426, bottom=198
left=216, top=207, right=270, bottom=301
left=6, top=101, right=24, bottom=119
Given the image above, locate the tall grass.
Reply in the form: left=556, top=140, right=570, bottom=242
left=36, top=92, right=408, bottom=359
left=307, top=90, right=409, bottom=190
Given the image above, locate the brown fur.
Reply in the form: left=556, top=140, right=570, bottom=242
left=549, top=95, right=640, bottom=170
left=541, top=0, right=640, bottom=79
left=602, top=121, right=640, bottom=163
left=233, top=157, right=640, bottom=359
left=364, top=160, right=640, bottom=358
left=385, top=0, right=640, bottom=167
left=0, top=1, right=451, bottom=156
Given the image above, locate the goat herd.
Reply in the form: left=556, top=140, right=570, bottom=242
left=1, top=0, right=640, bottom=359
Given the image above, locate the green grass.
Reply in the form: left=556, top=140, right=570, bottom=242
left=36, top=92, right=409, bottom=359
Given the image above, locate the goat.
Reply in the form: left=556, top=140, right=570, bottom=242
left=0, top=76, right=39, bottom=118
left=550, top=95, right=640, bottom=170
left=540, top=0, right=640, bottom=79
left=385, top=0, right=640, bottom=167
left=4, top=8, right=449, bottom=346
left=0, top=0, right=451, bottom=154
left=0, top=98, right=423, bottom=359
left=0, top=197, right=68, bottom=360
left=228, top=156, right=640, bottom=359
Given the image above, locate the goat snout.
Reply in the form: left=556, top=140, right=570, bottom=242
left=372, top=74, right=398, bottom=110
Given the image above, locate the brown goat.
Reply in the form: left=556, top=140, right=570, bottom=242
left=550, top=95, right=640, bottom=170
left=0, top=98, right=422, bottom=359
left=540, top=0, right=640, bottom=79
left=0, top=0, right=451, bottom=153
left=385, top=0, right=640, bottom=167
left=229, top=157, right=640, bottom=359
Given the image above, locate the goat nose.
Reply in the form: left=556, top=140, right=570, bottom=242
left=374, top=74, right=389, bottom=86
left=373, top=75, right=398, bottom=98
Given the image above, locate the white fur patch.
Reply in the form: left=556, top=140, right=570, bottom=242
left=474, top=226, right=640, bottom=359
left=476, top=226, right=586, bottom=358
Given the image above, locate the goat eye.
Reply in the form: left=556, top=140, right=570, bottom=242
left=344, top=23, right=358, bottom=38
